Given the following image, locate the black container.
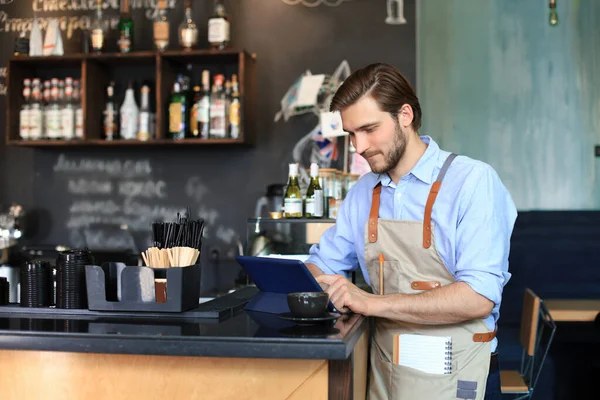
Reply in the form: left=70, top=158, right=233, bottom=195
left=56, top=249, right=94, bottom=309
left=0, top=277, right=9, bottom=305
left=85, top=263, right=202, bottom=312
left=19, top=261, right=53, bottom=308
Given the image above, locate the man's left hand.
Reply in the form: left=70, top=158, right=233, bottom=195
left=316, top=274, right=375, bottom=316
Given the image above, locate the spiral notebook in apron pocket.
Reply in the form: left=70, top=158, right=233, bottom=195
left=392, top=333, right=452, bottom=375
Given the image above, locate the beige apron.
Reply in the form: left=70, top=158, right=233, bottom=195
left=365, top=154, right=495, bottom=400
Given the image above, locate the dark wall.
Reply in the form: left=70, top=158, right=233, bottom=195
left=0, top=0, right=416, bottom=291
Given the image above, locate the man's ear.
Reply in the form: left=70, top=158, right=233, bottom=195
left=397, top=104, right=414, bottom=128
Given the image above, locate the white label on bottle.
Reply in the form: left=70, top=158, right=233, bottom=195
left=121, top=110, right=137, bottom=139
left=19, top=109, right=29, bottom=139
left=46, top=109, right=61, bottom=139
left=75, top=108, right=83, bottom=138
left=198, top=97, right=210, bottom=123
left=139, top=111, right=150, bottom=136
left=284, top=198, right=303, bottom=215
left=208, top=18, right=230, bottom=43
left=29, top=109, right=42, bottom=139
left=61, top=108, right=75, bottom=139
left=313, top=190, right=323, bottom=217
left=210, top=101, right=226, bottom=137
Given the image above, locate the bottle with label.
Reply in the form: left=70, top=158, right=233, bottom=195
left=229, top=74, right=241, bottom=139
left=42, top=80, right=51, bottom=138
left=169, top=82, right=186, bottom=140
left=120, top=82, right=139, bottom=140
left=198, top=70, right=211, bottom=139
left=208, top=0, right=230, bottom=50
left=305, top=163, right=324, bottom=218
left=73, top=80, right=83, bottom=139
left=153, top=0, right=170, bottom=51
left=209, top=74, right=227, bottom=138
left=91, top=0, right=105, bottom=53
left=61, top=77, right=75, bottom=140
left=284, top=163, right=303, bottom=218
left=138, top=85, right=151, bottom=141
left=19, top=78, right=31, bottom=140
left=103, top=82, right=118, bottom=140
left=118, top=0, right=134, bottom=53
left=46, top=78, right=62, bottom=140
left=190, top=86, right=201, bottom=137
left=29, top=79, right=43, bottom=140
left=179, top=0, right=198, bottom=50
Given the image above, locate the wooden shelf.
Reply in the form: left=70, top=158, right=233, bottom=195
left=8, top=138, right=249, bottom=147
left=6, top=50, right=257, bottom=148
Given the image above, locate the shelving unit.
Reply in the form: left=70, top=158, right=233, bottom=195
left=6, top=49, right=257, bottom=147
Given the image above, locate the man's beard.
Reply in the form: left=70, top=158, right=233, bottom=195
left=364, top=121, right=407, bottom=174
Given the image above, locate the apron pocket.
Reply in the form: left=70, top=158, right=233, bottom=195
left=390, top=363, right=456, bottom=400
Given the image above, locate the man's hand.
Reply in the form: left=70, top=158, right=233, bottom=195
left=316, top=274, right=375, bottom=316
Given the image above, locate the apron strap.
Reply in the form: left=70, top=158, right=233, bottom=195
left=368, top=183, right=382, bottom=243
left=423, top=153, right=458, bottom=248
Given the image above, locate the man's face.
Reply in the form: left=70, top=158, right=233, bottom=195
left=341, top=95, right=406, bottom=174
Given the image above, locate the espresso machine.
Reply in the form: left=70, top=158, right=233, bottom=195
left=0, top=204, right=26, bottom=303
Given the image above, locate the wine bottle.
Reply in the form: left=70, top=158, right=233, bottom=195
left=118, top=0, right=134, bottom=53
left=305, top=163, right=323, bottom=218
left=283, top=163, right=303, bottom=219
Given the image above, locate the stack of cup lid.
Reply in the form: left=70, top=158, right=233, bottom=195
left=0, top=277, right=9, bottom=305
left=56, top=249, right=94, bottom=309
left=20, top=261, right=53, bottom=308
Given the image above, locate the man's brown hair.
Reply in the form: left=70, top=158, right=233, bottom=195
left=329, top=63, right=422, bottom=131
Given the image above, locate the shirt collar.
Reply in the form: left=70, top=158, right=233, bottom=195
left=373, top=135, right=439, bottom=187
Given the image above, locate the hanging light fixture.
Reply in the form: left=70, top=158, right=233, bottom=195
left=549, top=0, right=559, bottom=26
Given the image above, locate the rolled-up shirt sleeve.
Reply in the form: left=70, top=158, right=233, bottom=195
left=454, top=165, right=517, bottom=306
left=306, top=197, right=358, bottom=275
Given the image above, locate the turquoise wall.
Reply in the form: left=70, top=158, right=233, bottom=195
left=417, top=0, right=600, bottom=210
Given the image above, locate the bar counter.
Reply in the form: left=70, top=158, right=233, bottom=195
left=0, top=302, right=368, bottom=400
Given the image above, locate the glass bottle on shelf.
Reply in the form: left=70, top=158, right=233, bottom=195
left=19, top=78, right=31, bottom=140
left=229, top=74, right=241, bottom=139
left=208, top=0, right=230, bottom=50
left=169, top=82, right=187, bottom=140
left=305, top=163, right=324, bottom=218
left=283, top=163, right=303, bottom=219
left=153, top=0, right=169, bottom=51
left=61, top=77, right=75, bottom=140
left=138, top=85, right=151, bottom=141
left=190, top=86, right=201, bottom=138
left=118, top=0, right=134, bottom=53
left=42, top=80, right=51, bottom=139
left=198, top=70, right=211, bottom=139
left=91, top=0, right=105, bottom=53
left=29, top=79, right=43, bottom=141
left=46, top=78, right=61, bottom=140
left=179, top=0, right=198, bottom=50
left=73, top=80, right=83, bottom=139
left=120, top=82, right=139, bottom=140
left=209, top=74, right=227, bottom=138
left=103, top=82, right=118, bottom=140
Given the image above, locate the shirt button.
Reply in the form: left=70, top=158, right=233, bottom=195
left=396, top=193, right=402, bottom=198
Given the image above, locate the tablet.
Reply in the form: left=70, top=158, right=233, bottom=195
left=235, top=255, right=347, bottom=314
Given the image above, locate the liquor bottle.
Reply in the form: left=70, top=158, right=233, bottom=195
left=120, top=82, right=139, bottom=140
left=283, top=163, right=303, bottom=218
left=229, top=74, right=241, bottom=139
left=198, top=70, right=210, bottom=139
left=73, top=80, right=83, bottom=139
left=46, top=78, right=61, bottom=140
left=19, top=79, right=31, bottom=140
left=118, top=0, right=134, bottom=53
left=91, top=0, right=105, bottom=53
left=103, top=82, right=118, bottom=140
left=29, top=79, right=43, bottom=140
left=190, top=86, right=201, bottom=137
left=169, top=82, right=187, bottom=140
left=179, top=0, right=198, bottom=50
left=209, top=74, right=227, bottom=138
left=138, top=85, right=151, bottom=141
left=42, top=80, right=51, bottom=138
left=305, top=163, right=324, bottom=218
left=208, top=0, right=230, bottom=50
left=153, top=0, right=169, bottom=51
left=61, top=77, right=75, bottom=140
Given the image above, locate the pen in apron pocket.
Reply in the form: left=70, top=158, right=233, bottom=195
left=379, top=253, right=384, bottom=295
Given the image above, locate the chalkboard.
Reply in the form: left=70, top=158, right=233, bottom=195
left=0, top=0, right=416, bottom=292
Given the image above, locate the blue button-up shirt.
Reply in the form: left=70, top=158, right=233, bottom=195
left=307, top=136, right=517, bottom=352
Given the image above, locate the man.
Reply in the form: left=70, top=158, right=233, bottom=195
left=305, top=63, right=517, bottom=400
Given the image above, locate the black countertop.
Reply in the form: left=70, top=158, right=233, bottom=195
left=0, top=308, right=367, bottom=360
